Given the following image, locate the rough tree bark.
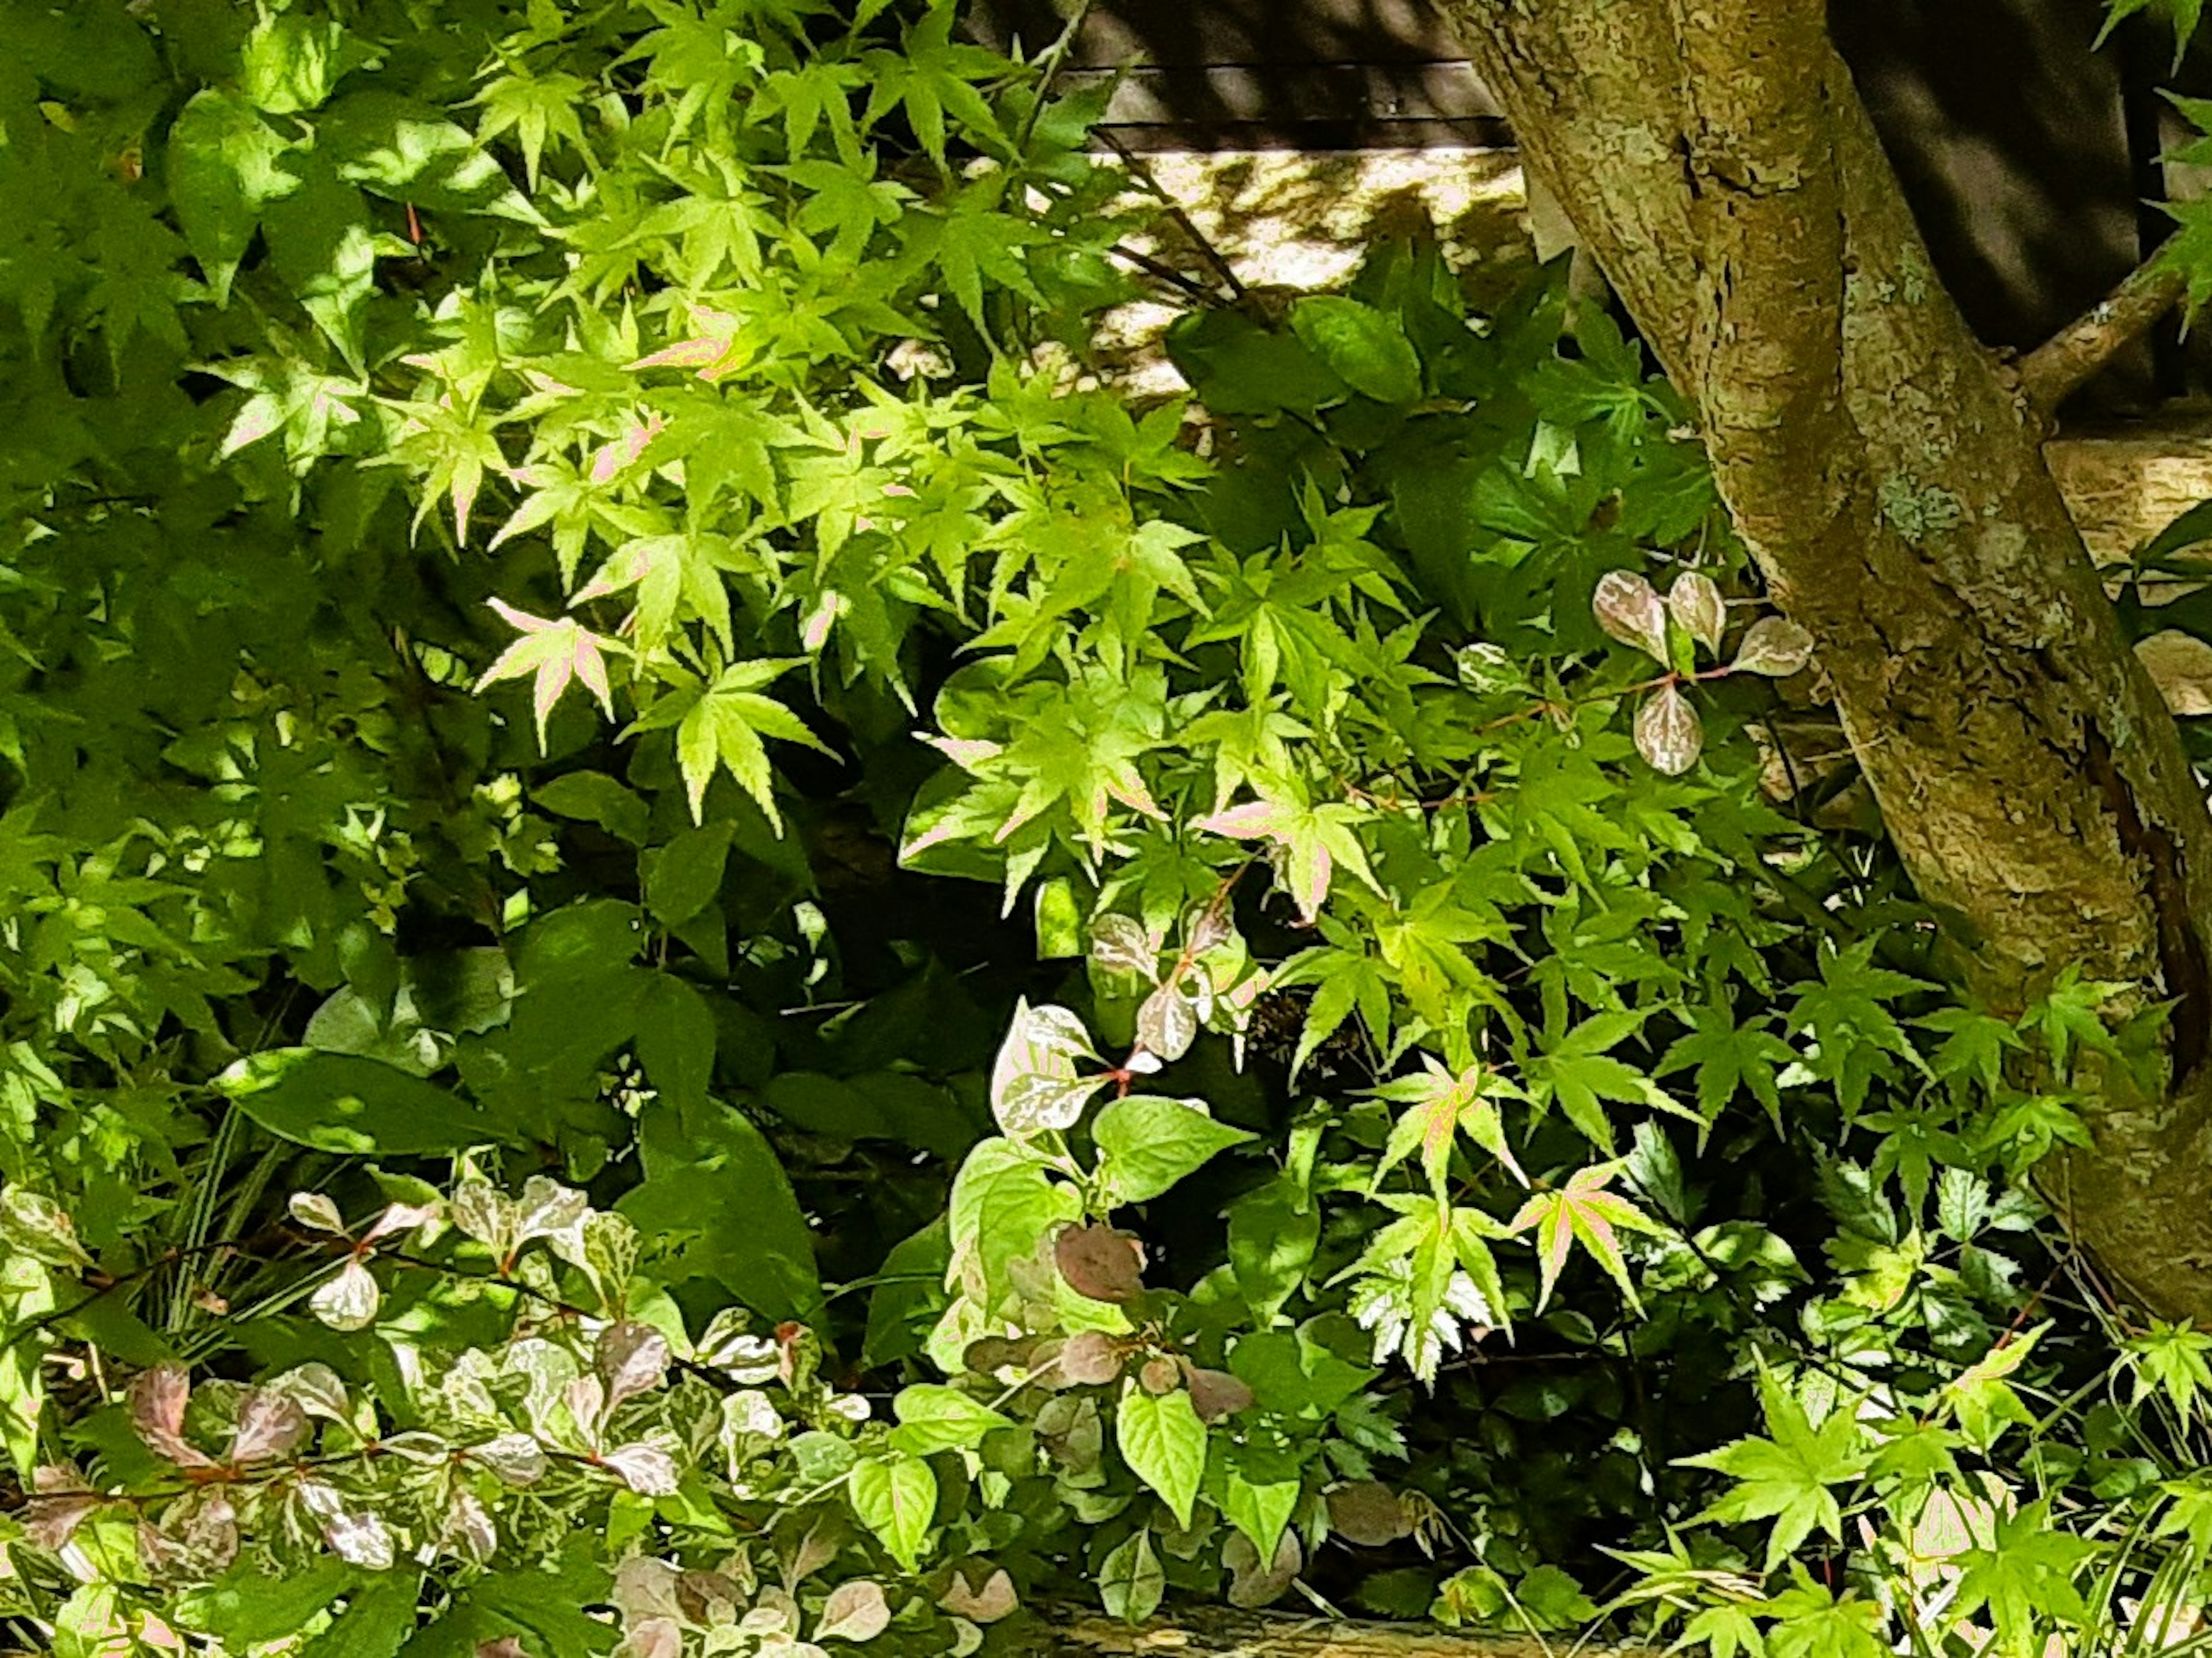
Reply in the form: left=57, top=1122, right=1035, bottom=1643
left=1429, top=0, right=2212, bottom=1319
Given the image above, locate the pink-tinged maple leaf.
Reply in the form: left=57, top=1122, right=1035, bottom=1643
left=572, top=542, right=654, bottom=606
left=1193, top=800, right=1289, bottom=840
left=588, top=414, right=666, bottom=484
left=923, top=734, right=1001, bottom=773
left=476, top=599, right=619, bottom=750
left=1509, top=1162, right=1664, bottom=1314
left=1289, top=841, right=1332, bottom=925
left=1103, top=763, right=1166, bottom=820
left=627, top=310, right=740, bottom=380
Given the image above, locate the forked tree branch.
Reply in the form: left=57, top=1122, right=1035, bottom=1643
left=2017, top=255, right=2190, bottom=415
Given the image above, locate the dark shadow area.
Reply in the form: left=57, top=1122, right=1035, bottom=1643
left=1830, top=0, right=2162, bottom=404
left=968, top=0, right=1506, bottom=149
left=972, top=0, right=2212, bottom=407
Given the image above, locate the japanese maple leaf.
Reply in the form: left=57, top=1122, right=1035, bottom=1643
left=475, top=599, right=618, bottom=749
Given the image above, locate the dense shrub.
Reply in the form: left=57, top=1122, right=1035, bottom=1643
left=1, top=4, right=2206, bottom=1657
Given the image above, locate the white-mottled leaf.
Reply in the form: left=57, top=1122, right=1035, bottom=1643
left=1189, top=907, right=1236, bottom=955
left=230, top=1390, right=309, bottom=1464
left=565, top=1375, right=608, bottom=1439
left=310, top=1258, right=382, bottom=1331
left=597, top=1322, right=672, bottom=1410
left=1136, top=985, right=1198, bottom=1062
left=472, top=1432, right=548, bottom=1484
left=815, top=1580, right=891, bottom=1643
left=1089, top=915, right=1157, bottom=980
left=0, top=1187, right=92, bottom=1269
left=444, top=1489, right=498, bottom=1564
left=1731, top=615, right=1816, bottom=677
left=1592, top=570, right=1668, bottom=660
left=1668, top=571, right=1726, bottom=655
left=515, top=1175, right=590, bottom=1244
left=24, top=1490, right=104, bottom=1551
left=287, top=1192, right=346, bottom=1234
left=130, top=1365, right=213, bottom=1468
left=361, top=1200, right=439, bottom=1242
left=322, top=1505, right=395, bottom=1569
left=603, top=1442, right=681, bottom=1496
left=272, top=1362, right=350, bottom=1421
left=990, top=1000, right=1099, bottom=1135
left=1634, top=685, right=1703, bottom=775
left=377, top=1432, right=447, bottom=1465
left=449, top=1182, right=511, bottom=1251
left=995, top=1071, right=1105, bottom=1136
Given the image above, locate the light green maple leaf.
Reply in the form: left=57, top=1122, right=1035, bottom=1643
left=639, top=660, right=831, bottom=828
left=1679, top=1366, right=1870, bottom=1571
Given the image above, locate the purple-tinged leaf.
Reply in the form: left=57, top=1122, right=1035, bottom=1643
left=1054, top=1330, right=1125, bottom=1386
left=1055, top=1224, right=1146, bottom=1303
left=938, top=1568, right=1017, bottom=1623
left=1731, top=615, right=1816, bottom=677
left=816, top=1580, right=891, bottom=1643
left=1183, top=1364, right=1256, bottom=1422
left=129, top=1366, right=213, bottom=1468
left=230, top=1390, right=309, bottom=1464
left=1137, top=985, right=1198, bottom=1061
left=1593, top=571, right=1669, bottom=660
left=1668, top=571, right=1726, bottom=655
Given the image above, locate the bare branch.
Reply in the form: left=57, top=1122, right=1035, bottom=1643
left=2018, top=255, right=2189, bottom=415
left=1095, top=128, right=1252, bottom=305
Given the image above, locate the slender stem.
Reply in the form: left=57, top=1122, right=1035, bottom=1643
left=1105, top=243, right=1219, bottom=303
left=1012, top=0, right=1094, bottom=156
left=1094, top=128, right=1251, bottom=306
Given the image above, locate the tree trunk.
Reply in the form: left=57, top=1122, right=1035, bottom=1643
left=1430, top=0, right=2212, bottom=1320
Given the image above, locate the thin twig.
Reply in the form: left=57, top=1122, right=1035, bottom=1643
left=1106, top=243, right=1219, bottom=303
left=1012, top=0, right=1094, bottom=156
left=1094, top=128, right=1251, bottom=306
left=2018, top=253, right=2190, bottom=415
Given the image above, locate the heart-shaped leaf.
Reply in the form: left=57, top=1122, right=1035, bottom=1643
left=1668, top=571, right=1726, bottom=655
left=1634, top=684, right=1704, bottom=775
left=1732, top=615, right=1816, bottom=677
left=1593, top=571, right=1669, bottom=660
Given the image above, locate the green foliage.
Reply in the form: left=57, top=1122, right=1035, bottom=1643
left=2, top=2, right=2210, bottom=1656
